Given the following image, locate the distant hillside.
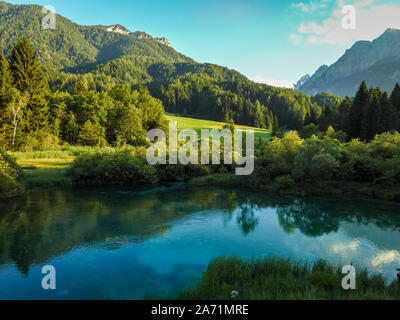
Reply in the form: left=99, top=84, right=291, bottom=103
left=0, top=1, right=328, bottom=130
left=297, top=28, right=400, bottom=97
left=0, top=1, right=192, bottom=71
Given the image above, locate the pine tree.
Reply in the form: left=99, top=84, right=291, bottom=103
left=0, top=52, right=12, bottom=119
left=0, top=52, right=16, bottom=147
left=379, top=92, right=396, bottom=134
left=363, top=88, right=380, bottom=141
left=349, top=81, right=369, bottom=139
left=0, top=52, right=13, bottom=101
left=9, top=37, right=49, bottom=137
left=337, top=97, right=353, bottom=133
left=390, top=83, right=400, bottom=112
left=390, top=83, right=400, bottom=130
left=271, top=115, right=279, bottom=138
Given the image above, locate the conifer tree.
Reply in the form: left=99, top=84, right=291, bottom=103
left=271, top=115, right=280, bottom=138
left=390, top=83, right=400, bottom=112
left=0, top=52, right=12, bottom=122
left=349, top=81, right=369, bottom=139
left=363, top=88, right=380, bottom=141
left=379, top=92, right=396, bottom=134
left=0, top=52, right=17, bottom=147
left=390, top=83, right=400, bottom=130
left=9, top=37, right=49, bottom=137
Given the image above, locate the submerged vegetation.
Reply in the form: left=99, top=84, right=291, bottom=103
left=179, top=257, right=400, bottom=300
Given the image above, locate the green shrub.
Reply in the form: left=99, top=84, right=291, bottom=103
left=0, top=148, right=24, bottom=198
left=21, top=134, right=61, bottom=152
left=70, top=151, right=157, bottom=185
left=274, top=175, right=295, bottom=191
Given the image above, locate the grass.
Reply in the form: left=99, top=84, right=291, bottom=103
left=11, top=146, right=113, bottom=160
left=17, top=157, right=74, bottom=188
left=166, top=113, right=271, bottom=142
left=178, top=257, right=400, bottom=300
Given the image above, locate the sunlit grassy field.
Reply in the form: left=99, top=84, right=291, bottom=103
left=166, top=113, right=271, bottom=141
left=16, top=157, right=74, bottom=188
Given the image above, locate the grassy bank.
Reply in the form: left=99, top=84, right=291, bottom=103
left=17, top=157, right=74, bottom=188
left=178, top=257, right=400, bottom=300
left=11, top=156, right=400, bottom=202
left=192, top=174, right=400, bottom=202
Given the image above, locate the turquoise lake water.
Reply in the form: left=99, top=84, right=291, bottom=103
left=0, top=185, right=399, bottom=299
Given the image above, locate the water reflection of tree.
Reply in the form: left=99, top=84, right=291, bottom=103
left=0, top=187, right=248, bottom=274
left=275, top=198, right=400, bottom=237
left=276, top=200, right=341, bottom=237
left=236, top=204, right=259, bottom=235
left=1, top=186, right=400, bottom=275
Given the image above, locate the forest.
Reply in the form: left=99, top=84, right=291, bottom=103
left=1, top=37, right=400, bottom=201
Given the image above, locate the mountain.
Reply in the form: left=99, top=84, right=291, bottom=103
left=0, top=1, right=250, bottom=85
left=294, top=65, right=328, bottom=90
left=0, top=0, right=327, bottom=131
left=0, top=1, right=192, bottom=73
left=297, top=28, right=400, bottom=97
left=106, top=24, right=131, bottom=35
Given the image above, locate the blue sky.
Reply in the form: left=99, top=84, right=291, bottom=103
left=8, top=0, right=400, bottom=87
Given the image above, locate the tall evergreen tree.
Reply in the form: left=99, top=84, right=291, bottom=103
left=390, top=83, right=400, bottom=112
left=336, top=97, right=353, bottom=133
left=349, top=81, right=369, bottom=139
left=390, top=83, right=400, bottom=130
left=0, top=52, right=15, bottom=147
left=0, top=52, right=13, bottom=100
left=363, top=88, right=380, bottom=141
left=379, top=92, right=396, bottom=134
left=271, top=115, right=280, bottom=138
left=9, top=37, right=49, bottom=137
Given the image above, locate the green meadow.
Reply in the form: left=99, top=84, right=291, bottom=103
left=166, top=113, right=271, bottom=141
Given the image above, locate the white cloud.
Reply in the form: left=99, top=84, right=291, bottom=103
left=250, top=75, right=294, bottom=88
left=371, top=250, right=400, bottom=267
left=291, top=0, right=330, bottom=13
left=292, top=0, right=400, bottom=45
left=290, top=33, right=303, bottom=45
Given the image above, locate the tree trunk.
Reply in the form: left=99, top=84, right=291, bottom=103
left=12, top=106, right=21, bottom=147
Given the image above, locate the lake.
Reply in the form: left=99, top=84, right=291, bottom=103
left=0, top=185, right=399, bottom=300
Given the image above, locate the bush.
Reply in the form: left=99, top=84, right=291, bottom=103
left=20, top=134, right=61, bottom=152
left=310, top=154, right=339, bottom=181
left=0, top=148, right=24, bottom=198
left=274, top=175, right=295, bottom=191
left=70, top=151, right=157, bottom=185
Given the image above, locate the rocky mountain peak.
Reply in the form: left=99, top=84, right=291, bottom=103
left=106, top=24, right=130, bottom=35
left=155, top=37, right=172, bottom=47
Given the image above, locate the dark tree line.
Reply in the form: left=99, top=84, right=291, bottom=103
left=316, top=81, right=400, bottom=141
